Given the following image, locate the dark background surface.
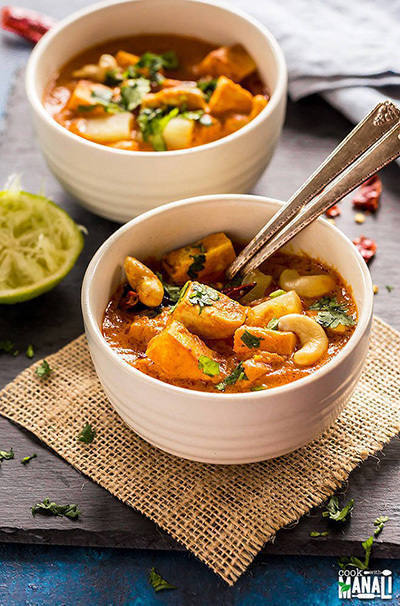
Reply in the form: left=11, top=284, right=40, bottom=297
left=1, top=1, right=400, bottom=604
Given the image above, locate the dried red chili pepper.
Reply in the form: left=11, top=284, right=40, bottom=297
left=119, top=289, right=139, bottom=310
left=1, top=6, right=55, bottom=44
left=222, top=282, right=256, bottom=300
left=325, top=204, right=341, bottom=218
left=352, top=174, right=382, bottom=212
left=352, top=236, right=377, bottom=263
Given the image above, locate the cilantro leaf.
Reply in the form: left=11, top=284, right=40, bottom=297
left=309, top=296, right=355, bottom=329
left=156, top=273, right=182, bottom=304
left=0, top=448, right=14, bottom=462
left=322, top=496, right=354, bottom=522
left=77, top=423, right=96, bottom=444
left=134, top=51, right=178, bottom=83
left=26, top=344, right=34, bottom=359
left=198, top=355, right=220, bottom=377
left=269, top=289, right=286, bottom=298
left=188, top=283, right=219, bottom=313
left=310, top=530, right=329, bottom=537
left=104, top=69, right=124, bottom=86
left=267, top=318, right=279, bottom=330
left=149, top=568, right=176, bottom=592
left=188, top=254, right=206, bottom=280
left=385, top=285, right=394, bottom=293
left=374, top=515, right=389, bottom=536
left=137, top=107, right=179, bottom=151
left=216, top=362, right=248, bottom=391
left=21, top=454, right=37, bottom=465
left=88, top=88, right=122, bottom=114
left=197, top=78, right=218, bottom=101
left=169, top=282, right=190, bottom=314
left=339, top=536, right=374, bottom=570
left=35, top=360, right=52, bottom=379
left=251, top=385, right=266, bottom=391
left=31, top=498, right=80, bottom=520
left=241, top=330, right=261, bottom=349
left=120, top=77, right=150, bottom=110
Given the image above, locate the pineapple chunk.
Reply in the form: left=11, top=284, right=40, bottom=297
left=163, top=117, right=195, bottom=150
left=162, top=232, right=236, bottom=284
left=67, top=80, right=113, bottom=115
left=247, top=291, right=303, bottom=327
left=208, top=77, right=253, bottom=115
left=171, top=282, right=246, bottom=339
left=242, top=352, right=285, bottom=382
left=70, top=112, right=133, bottom=143
left=146, top=320, right=221, bottom=382
left=196, top=44, right=257, bottom=82
left=115, top=50, right=139, bottom=67
left=141, top=86, right=206, bottom=110
left=234, top=326, right=297, bottom=357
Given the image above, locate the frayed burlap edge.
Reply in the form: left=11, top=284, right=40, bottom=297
left=0, top=316, right=399, bottom=584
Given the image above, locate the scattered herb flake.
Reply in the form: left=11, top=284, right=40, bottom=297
left=35, top=360, right=52, bottom=379
left=310, top=530, right=329, bottom=537
left=0, top=448, right=14, bottom=461
left=241, top=330, right=261, bottom=349
left=120, top=77, right=151, bottom=110
left=251, top=385, right=266, bottom=391
left=21, top=454, right=37, bottom=465
left=309, top=296, right=355, bottom=329
left=149, top=567, right=176, bottom=592
left=197, top=78, right=218, bottom=101
left=188, top=253, right=206, bottom=280
left=198, top=355, right=220, bottom=377
left=89, top=88, right=122, bottom=114
left=385, top=285, right=394, bottom=293
left=374, top=515, right=389, bottom=536
left=77, top=423, right=96, bottom=444
left=267, top=318, right=279, bottom=330
left=339, top=535, right=373, bottom=570
left=269, top=289, right=286, bottom=298
left=169, top=282, right=190, bottom=313
left=26, top=344, right=34, bottom=359
left=188, top=283, right=219, bottom=314
left=322, top=496, right=354, bottom=523
left=31, top=498, right=81, bottom=520
left=137, top=106, right=179, bottom=151
left=0, top=340, right=16, bottom=354
left=216, top=362, right=248, bottom=391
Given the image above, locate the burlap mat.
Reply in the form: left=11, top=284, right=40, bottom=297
left=0, top=316, right=399, bottom=584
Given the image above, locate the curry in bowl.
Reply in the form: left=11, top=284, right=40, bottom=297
left=102, top=233, right=357, bottom=393
left=43, top=34, right=268, bottom=151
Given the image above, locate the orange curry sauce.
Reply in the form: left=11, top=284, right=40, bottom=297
left=43, top=34, right=268, bottom=151
left=102, top=251, right=357, bottom=393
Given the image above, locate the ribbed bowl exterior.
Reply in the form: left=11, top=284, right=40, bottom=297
left=81, top=195, right=373, bottom=464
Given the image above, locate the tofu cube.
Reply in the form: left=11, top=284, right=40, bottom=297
left=208, top=77, right=253, bottom=115
left=162, top=232, right=236, bottom=284
left=246, top=291, right=303, bottom=327
left=234, top=326, right=297, bottom=357
left=196, top=44, right=257, bottom=82
left=146, top=320, right=221, bottom=382
left=141, top=87, right=207, bottom=110
left=171, top=281, right=246, bottom=339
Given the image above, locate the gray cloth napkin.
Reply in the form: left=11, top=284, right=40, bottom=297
left=230, top=0, right=400, bottom=125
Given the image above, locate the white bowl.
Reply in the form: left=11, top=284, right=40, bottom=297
left=25, top=0, right=287, bottom=223
left=82, top=195, right=373, bottom=464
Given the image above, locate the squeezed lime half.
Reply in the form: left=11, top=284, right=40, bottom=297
left=0, top=186, right=84, bottom=304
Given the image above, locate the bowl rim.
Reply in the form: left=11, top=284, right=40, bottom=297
left=81, top=193, right=373, bottom=400
left=25, top=0, right=287, bottom=158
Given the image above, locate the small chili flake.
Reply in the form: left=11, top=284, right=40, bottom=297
left=353, top=235, right=377, bottom=263
left=1, top=6, right=55, bottom=44
left=325, top=204, right=341, bottom=218
left=352, top=175, right=382, bottom=212
left=222, top=282, right=256, bottom=300
left=119, top=288, right=139, bottom=310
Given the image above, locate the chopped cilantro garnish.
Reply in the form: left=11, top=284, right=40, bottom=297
left=310, top=296, right=355, bottom=329
left=374, top=515, right=389, bottom=536
left=188, top=283, right=219, bottom=313
left=156, top=273, right=182, bottom=304
left=120, top=77, right=151, bottom=111
left=339, top=535, right=373, bottom=570
left=216, top=362, right=248, bottom=391
left=251, top=385, right=266, bottom=391
left=0, top=448, right=14, bottom=462
left=267, top=318, right=279, bottom=330
left=169, top=282, right=190, bottom=313
left=188, top=254, right=206, bottom=280
left=197, top=78, right=218, bottom=101
left=322, top=496, right=354, bottom=522
left=134, top=51, right=179, bottom=83
left=385, top=285, right=394, bottom=293
left=241, top=330, right=261, bottom=349
left=26, top=344, right=34, bottom=359
left=88, top=88, right=122, bottom=114
left=137, top=106, right=179, bottom=151
left=310, top=530, right=329, bottom=537
left=35, top=360, right=52, bottom=379
left=104, top=69, right=124, bottom=86
left=149, top=567, right=176, bottom=592
left=21, top=454, right=37, bottom=465
left=180, top=109, right=212, bottom=126
left=269, top=289, right=286, bottom=298
left=77, top=423, right=96, bottom=444
left=31, top=498, right=80, bottom=520
left=198, top=355, right=220, bottom=377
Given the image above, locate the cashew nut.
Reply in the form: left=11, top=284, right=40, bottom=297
left=72, top=54, right=119, bottom=82
left=278, top=314, right=328, bottom=366
left=124, top=256, right=164, bottom=307
left=279, top=269, right=335, bottom=298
